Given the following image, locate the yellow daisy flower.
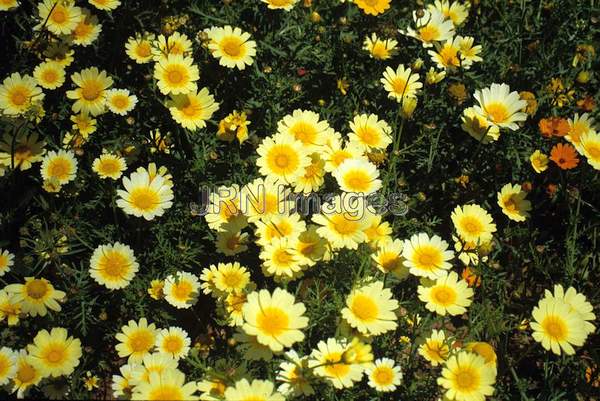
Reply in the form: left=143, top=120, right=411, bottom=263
left=530, top=296, right=588, bottom=355
left=5, top=277, right=65, bottom=317
left=242, top=287, right=308, bottom=352
left=233, top=330, right=275, bottom=361
left=308, top=338, right=364, bottom=389
left=154, top=54, right=199, bottom=95
left=402, top=232, right=454, bottom=279
left=428, top=36, right=462, bottom=70
left=332, top=158, right=382, bottom=195
left=363, top=212, right=392, bottom=248
left=437, top=351, right=497, bottom=401
left=372, top=238, right=409, bottom=278
left=125, top=34, right=155, bottom=64
left=544, top=284, right=596, bottom=337
left=418, top=329, right=451, bottom=366
left=276, top=109, right=333, bottom=152
left=381, top=64, right=422, bottom=102
left=354, top=0, right=391, bottom=16
left=72, top=9, right=102, bottom=46
left=451, top=204, right=496, bottom=245
left=37, top=0, right=82, bottom=36
left=292, top=225, right=327, bottom=267
left=363, top=33, right=398, bottom=60
left=167, top=87, right=220, bottom=130
left=460, top=106, right=500, bottom=144
left=322, top=137, right=365, bottom=173
left=0, top=249, right=14, bottom=277
left=566, top=113, right=596, bottom=150
left=66, top=67, right=113, bottom=116
left=418, top=271, right=474, bottom=316
left=40, top=149, right=78, bottom=185
left=0, top=72, right=44, bottom=115
left=530, top=150, right=549, bottom=173
left=207, top=25, right=257, bottom=70
left=156, top=327, right=190, bottom=360
left=33, top=60, right=66, bottom=90
left=27, top=327, right=82, bottom=378
left=256, top=133, right=311, bottom=184
left=0, top=0, right=18, bottom=11
left=204, top=184, right=247, bottom=231
left=111, top=364, right=135, bottom=398
left=11, top=350, right=43, bottom=399
left=348, top=113, right=392, bottom=152
left=129, top=353, right=178, bottom=386
left=106, top=88, right=138, bottom=115
left=116, top=166, right=174, bottom=220
left=255, top=213, right=306, bottom=247
left=260, top=237, right=306, bottom=281
left=71, top=113, right=97, bottom=136
left=92, top=153, right=127, bottom=179
left=341, top=281, right=398, bottom=336
left=473, top=83, right=528, bottom=130
left=365, top=357, right=402, bottom=392
left=163, top=271, right=200, bottom=309
left=311, top=194, right=370, bottom=250
left=115, top=318, right=158, bottom=363
left=152, top=32, right=193, bottom=60
left=147, top=279, right=164, bottom=300
left=497, top=183, right=531, bottom=222
left=276, top=350, right=314, bottom=397
left=213, top=262, right=251, bottom=295
left=401, top=9, right=455, bottom=47
left=89, top=242, right=139, bottom=289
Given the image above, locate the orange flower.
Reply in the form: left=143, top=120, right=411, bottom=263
left=461, top=267, right=481, bottom=287
left=550, top=143, right=579, bottom=169
left=546, top=183, right=558, bottom=197
left=538, top=117, right=570, bottom=137
left=577, top=96, right=595, bottom=112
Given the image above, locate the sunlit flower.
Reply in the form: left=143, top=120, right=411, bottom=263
left=497, top=183, right=531, bottom=222
left=154, top=54, right=199, bottom=95
left=88, top=0, right=121, bottom=11
left=354, top=0, right=391, bottom=16
left=401, top=9, right=455, bottom=47
left=89, top=242, right=139, bottom=289
left=0, top=131, right=46, bottom=171
left=167, top=87, right=219, bottom=130
left=163, top=271, right=200, bottom=309
left=530, top=150, right=549, bottom=173
left=333, top=158, right=382, bottom=195
left=217, top=110, right=251, bottom=144
left=0, top=72, right=44, bottom=115
left=437, top=351, right=497, bottom=401
left=132, top=370, right=198, bottom=400
left=550, top=143, right=579, bottom=170
left=348, top=113, right=392, bottom=152
left=11, top=350, right=43, bottom=399
left=115, top=318, right=158, bottom=363
left=451, top=204, right=496, bottom=245
left=580, top=130, right=600, bottom=170
left=428, top=0, right=469, bottom=26
left=365, top=358, right=402, bottom=392
left=363, top=33, right=398, bottom=60
left=40, top=150, right=78, bottom=185
left=418, top=329, right=451, bottom=366
left=72, top=9, right=102, bottom=46
left=261, top=0, right=299, bottom=11
left=256, top=133, right=311, bottom=184
left=381, top=65, right=422, bottom=102
left=27, top=327, right=82, bottom=378
left=116, top=166, right=174, bottom=220
left=473, top=83, right=528, bottom=130
left=66, top=67, right=113, bottom=116
left=33, top=60, right=66, bottom=90
left=106, top=88, right=137, bottom=115
left=276, top=109, right=333, bottom=152
left=418, top=271, right=474, bottom=316
left=152, top=32, right=193, bottom=60
left=126, top=34, right=155, bottom=64
left=71, top=113, right=97, bottom=136
left=206, top=25, right=257, bottom=70
left=341, top=281, right=398, bottom=336
left=5, top=277, right=65, bottom=317
left=402, top=232, right=454, bottom=279
left=92, top=153, right=127, bottom=179
left=308, top=338, right=364, bottom=389
left=37, top=0, right=82, bottom=35
left=224, top=378, right=284, bottom=401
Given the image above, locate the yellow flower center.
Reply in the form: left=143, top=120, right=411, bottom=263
left=415, top=246, right=442, bottom=270
left=586, top=143, right=600, bottom=159
left=129, top=331, right=153, bottom=352
left=14, top=144, right=32, bottom=162
left=11, top=89, right=27, bottom=106
left=542, top=315, right=567, bottom=341
left=331, top=214, right=360, bottom=235
left=460, top=216, right=483, bottom=236
left=45, top=346, right=65, bottom=364
left=17, top=363, right=36, bottom=383
left=75, top=21, right=93, bottom=38
left=81, top=82, right=102, bottom=101
left=350, top=293, right=378, bottom=322
left=324, top=353, right=350, bottom=377
left=371, top=42, right=389, bottom=59
left=221, top=37, right=242, bottom=57
left=274, top=248, right=294, bottom=266
left=222, top=271, right=242, bottom=288
left=484, top=103, right=509, bottom=123
left=291, top=122, right=318, bottom=145
left=48, top=158, right=71, bottom=180
left=269, top=0, right=292, bottom=5
left=373, top=366, right=394, bottom=385
left=111, top=95, right=129, bottom=109
left=172, top=281, right=193, bottom=300
left=256, top=306, right=289, bottom=337
left=391, top=78, right=407, bottom=95
left=419, top=25, right=439, bottom=42
left=42, top=69, right=58, bottom=83
left=380, top=253, right=401, bottom=272
left=26, top=279, right=49, bottom=300
left=454, top=367, right=479, bottom=392
left=357, top=126, right=379, bottom=146
left=130, top=187, right=159, bottom=211
left=503, top=196, right=518, bottom=212
left=439, top=47, right=459, bottom=66
left=431, top=285, right=456, bottom=306
left=137, top=42, right=152, bottom=58
left=343, top=170, right=371, bottom=192
left=51, top=7, right=67, bottom=24
left=99, top=159, right=120, bottom=175
left=163, top=336, right=183, bottom=353
left=167, top=68, right=184, bottom=84
left=100, top=251, right=129, bottom=278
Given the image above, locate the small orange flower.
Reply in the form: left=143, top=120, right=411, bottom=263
left=461, top=267, right=481, bottom=287
left=577, top=96, right=596, bottom=112
left=546, top=183, right=558, bottom=197
left=538, top=117, right=570, bottom=137
left=550, top=143, right=579, bottom=170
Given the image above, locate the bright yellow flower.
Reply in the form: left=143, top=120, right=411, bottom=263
left=27, top=327, right=82, bottom=378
